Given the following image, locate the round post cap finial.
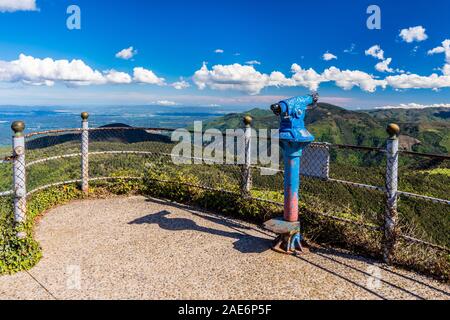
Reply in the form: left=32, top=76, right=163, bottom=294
left=243, top=115, right=253, bottom=126
left=11, top=121, right=25, bottom=134
left=387, top=123, right=400, bottom=138
left=81, top=112, right=89, bottom=120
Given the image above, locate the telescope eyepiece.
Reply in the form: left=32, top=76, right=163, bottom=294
left=271, top=103, right=282, bottom=115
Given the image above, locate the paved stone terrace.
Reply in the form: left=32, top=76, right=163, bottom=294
left=0, top=196, right=448, bottom=300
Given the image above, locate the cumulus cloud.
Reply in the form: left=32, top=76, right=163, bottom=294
left=0, top=54, right=169, bottom=87
left=322, top=52, right=337, bottom=61
left=321, top=67, right=386, bottom=92
left=365, top=45, right=400, bottom=73
left=0, top=54, right=105, bottom=85
left=427, top=40, right=450, bottom=61
left=171, top=79, right=190, bottom=90
left=192, top=62, right=387, bottom=94
left=365, top=45, right=385, bottom=60
left=193, top=59, right=450, bottom=94
left=385, top=73, right=450, bottom=90
left=133, top=67, right=165, bottom=85
left=399, top=26, right=428, bottom=43
left=245, top=60, right=261, bottom=65
left=384, top=39, right=450, bottom=90
left=0, top=0, right=37, bottom=12
left=290, top=64, right=325, bottom=91
left=214, top=49, right=224, bottom=53
left=115, top=46, right=138, bottom=60
left=376, top=103, right=450, bottom=110
left=428, top=46, right=446, bottom=55
left=426, top=40, right=450, bottom=76
left=375, top=58, right=394, bottom=73
left=193, top=62, right=271, bottom=95
left=103, top=70, right=132, bottom=84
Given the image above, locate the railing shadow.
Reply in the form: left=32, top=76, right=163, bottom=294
left=305, top=246, right=450, bottom=300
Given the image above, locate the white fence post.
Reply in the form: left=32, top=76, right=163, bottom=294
left=81, top=112, right=89, bottom=195
left=11, top=121, right=27, bottom=232
left=242, top=116, right=253, bottom=195
left=383, top=123, right=400, bottom=264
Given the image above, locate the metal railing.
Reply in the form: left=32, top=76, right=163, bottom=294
left=1, top=113, right=449, bottom=264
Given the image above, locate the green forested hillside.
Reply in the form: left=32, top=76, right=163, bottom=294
left=365, top=108, right=450, bottom=154
left=202, top=104, right=450, bottom=154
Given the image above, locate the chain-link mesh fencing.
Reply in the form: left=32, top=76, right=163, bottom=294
left=87, top=127, right=245, bottom=193
left=0, top=144, right=13, bottom=196
left=0, top=140, right=14, bottom=258
left=24, top=130, right=82, bottom=193
left=396, top=152, right=450, bottom=251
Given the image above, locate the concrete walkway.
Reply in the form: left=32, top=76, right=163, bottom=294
left=0, top=196, right=448, bottom=300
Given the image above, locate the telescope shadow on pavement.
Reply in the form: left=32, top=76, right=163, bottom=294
left=128, top=209, right=272, bottom=254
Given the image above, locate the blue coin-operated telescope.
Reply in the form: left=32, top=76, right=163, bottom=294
left=264, top=93, right=318, bottom=255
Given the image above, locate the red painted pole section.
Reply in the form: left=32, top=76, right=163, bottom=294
left=283, top=142, right=301, bottom=222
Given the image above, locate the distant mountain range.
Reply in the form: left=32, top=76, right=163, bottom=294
left=201, top=103, right=450, bottom=154
left=26, top=123, right=171, bottom=150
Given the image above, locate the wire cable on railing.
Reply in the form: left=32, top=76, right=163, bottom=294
left=26, top=153, right=82, bottom=168
left=327, top=178, right=385, bottom=192
left=399, top=234, right=450, bottom=253
left=397, top=191, right=450, bottom=205
left=399, top=150, right=450, bottom=160
left=0, top=190, right=13, bottom=197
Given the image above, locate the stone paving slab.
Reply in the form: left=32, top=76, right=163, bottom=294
left=0, top=196, right=448, bottom=300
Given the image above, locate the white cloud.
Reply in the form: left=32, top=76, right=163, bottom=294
left=365, top=45, right=402, bottom=73
left=428, top=46, right=445, bottom=55
left=193, top=62, right=271, bottom=95
left=133, top=67, right=165, bottom=85
left=290, top=64, right=325, bottom=91
left=0, top=0, right=37, bottom=12
left=103, top=70, right=132, bottom=84
left=365, top=45, right=385, bottom=60
left=154, top=100, right=178, bottom=106
left=376, top=103, right=450, bottom=110
left=214, top=49, right=224, bottom=54
left=385, top=73, right=450, bottom=90
left=427, top=40, right=450, bottom=61
left=375, top=58, right=394, bottom=73
left=171, top=79, right=190, bottom=90
left=425, top=40, right=450, bottom=76
left=399, top=26, right=428, bottom=43
left=245, top=60, right=261, bottom=65
left=115, top=46, right=137, bottom=60
left=321, top=67, right=387, bottom=92
left=0, top=54, right=105, bottom=85
left=192, top=62, right=387, bottom=94
left=382, top=41, right=450, bottom=90
left=0, top=54, right=171, bottom=88
left=322, top=52, right=337, bottom=61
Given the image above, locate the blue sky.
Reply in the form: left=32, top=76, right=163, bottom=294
left=0, top=0, right=449, bottom=109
